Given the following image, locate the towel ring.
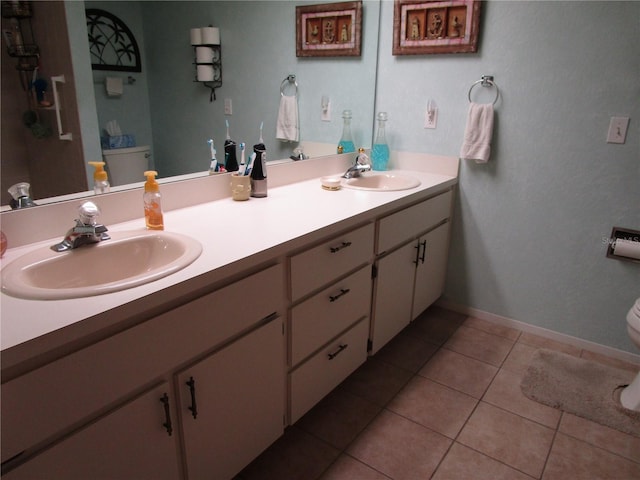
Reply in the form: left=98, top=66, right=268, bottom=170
left=467, top=75, right=499, bottom=105
left=280, top=74, right=298, bottom=97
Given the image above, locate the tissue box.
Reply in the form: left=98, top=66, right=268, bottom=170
left=101, top=135, right=136, bottom=149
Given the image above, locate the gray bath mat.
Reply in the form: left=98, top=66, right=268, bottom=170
left=521, top=349, right=640, bottom=437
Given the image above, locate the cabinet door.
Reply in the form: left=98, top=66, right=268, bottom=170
left=412, top=223, right=450, bottom=320
left=3, top=383, right=181, bottom=480
left=177, top=318, right=285, bottom=480
left=370, top=241, right=417, bottom=354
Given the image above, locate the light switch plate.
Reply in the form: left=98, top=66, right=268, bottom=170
left=607, top=116, right=629, bottom=144
left=224, top=98, right=232, bottom=115
left=321, top=96, right=331, bottom=122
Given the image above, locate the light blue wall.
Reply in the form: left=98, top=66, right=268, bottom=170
left=142, top=0, right=380, bottom=176
left=69, top=1, right=380, bottom=179
left=87, top=1, right=154, bottom=155
left=376, top=1, right=640, bottom=352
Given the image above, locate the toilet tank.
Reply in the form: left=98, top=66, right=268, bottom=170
left=102, top=146, right=151, bottom=186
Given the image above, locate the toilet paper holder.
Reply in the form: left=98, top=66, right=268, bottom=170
left=606, top=227, right=640, bottom=264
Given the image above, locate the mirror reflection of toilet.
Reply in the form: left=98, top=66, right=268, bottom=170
left=621, top=297, right=640, bottom=411
left=102, top=146, right=151, bottom=186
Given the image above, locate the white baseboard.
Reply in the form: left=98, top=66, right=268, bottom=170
left=436, top=299, right=640, bottom=367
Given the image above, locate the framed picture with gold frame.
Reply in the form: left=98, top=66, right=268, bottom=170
left=393, top=0, right=481, bottom=55
left=296, top=1, right=362, bottom=57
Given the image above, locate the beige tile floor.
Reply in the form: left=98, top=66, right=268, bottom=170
left=238, top=307, right=640, bottom=480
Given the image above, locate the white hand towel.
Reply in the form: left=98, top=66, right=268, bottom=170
left=276, top=95, right=299, bottom=142
left=460, top=103, right=494, bottom=163
left=106, top=76, right=123, bottom=97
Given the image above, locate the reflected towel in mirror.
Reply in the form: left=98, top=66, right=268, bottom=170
left=276, top=95, right=299, bottom=142
left=106, top=77, right=123, bottom=97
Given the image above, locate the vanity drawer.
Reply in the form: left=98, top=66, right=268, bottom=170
left=289, top=318, right=368, bottom=424
left=290, top=223, right=374, bottom=302
left=377, top=189, right=453, bottom=254
left=1, top=264, right=283, bottom=464
left=290, top=266, right=371, bottom=367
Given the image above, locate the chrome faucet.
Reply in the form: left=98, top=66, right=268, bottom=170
left=342, top=148, right=371, bottom=179
left=8, top=182, right=37, bottom=209
left=289, top=147, right=308, bottom=161
left=51, top=201, right=110, bottom=252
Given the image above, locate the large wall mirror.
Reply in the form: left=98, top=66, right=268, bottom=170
left=1, top=0, right=380, bottom=208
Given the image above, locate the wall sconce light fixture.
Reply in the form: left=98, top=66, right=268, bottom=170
left=191, top=26, right=221, bottom=102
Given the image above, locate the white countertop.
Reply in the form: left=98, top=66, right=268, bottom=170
left=1, top=166, right=457, bottom=374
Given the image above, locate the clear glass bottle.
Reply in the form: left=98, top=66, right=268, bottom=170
left=338, top=109, right=355, bottom=154
left=371, top=112, right=390, bottom=171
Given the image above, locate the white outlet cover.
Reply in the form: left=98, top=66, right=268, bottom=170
left=424, top=108, right=438, bottom=129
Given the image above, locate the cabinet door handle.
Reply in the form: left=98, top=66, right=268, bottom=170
left=329, top=288, right=350, bottom=302
left=160, top=393, right=173, bottom=436
left=328, top=343, right=348, bottom=360
left=413, top=242, right=421, bottom=264
left=330, top=241, right=352, bottom=253
left=419, top=240, right=427, bottom=264
left=186, top=376, right=198, bottom=419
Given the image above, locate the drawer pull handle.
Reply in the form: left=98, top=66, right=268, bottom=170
left=414, top=240, right=427, bottom=264
left=329, top=288, right=350, bottom=302
left=328, top=343, right=348, bottom=360
left=186, top=376, right=198, bottom=419
left=330, top=241, right=352, bottom=253
left=160, top=393, right=173, bottom=436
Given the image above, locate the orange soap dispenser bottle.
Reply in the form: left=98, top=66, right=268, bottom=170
left=143, top=170, right=164, bottom=230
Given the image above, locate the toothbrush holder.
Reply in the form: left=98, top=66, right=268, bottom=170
left=230, top=173, right=251, bottom=201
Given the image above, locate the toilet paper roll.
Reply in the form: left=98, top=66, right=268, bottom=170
left=614, top=239, right=640, bottom=260
left=190, top=28, right=202, bottom=45
left=196, top=46, right=214, bottom=64
left=201, top=27, right=220, bottom=45
left=196, top=65, right=214, bottom=82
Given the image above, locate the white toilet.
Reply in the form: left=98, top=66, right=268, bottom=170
left=102, top=145, right=151, bottom=186
left=620, top=297, right=640, bottom=411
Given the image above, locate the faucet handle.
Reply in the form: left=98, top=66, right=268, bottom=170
left=356, top=147, right=370, bottom=166
left=77, top=201, right=101, bottom=226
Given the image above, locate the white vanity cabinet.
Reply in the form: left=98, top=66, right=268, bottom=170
left=370, top=189, right=454, bottom=354
left=288, top=224, right=374, bottom=423
left=176, top=317, right=284, bottom=480
left=2, top=264, right=284, bottom=479
left=2, top=382, right=182, bottom=480
left=1, top=164, right=459, bottom=479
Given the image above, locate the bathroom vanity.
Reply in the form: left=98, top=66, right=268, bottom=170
left=0, top=153, right=458, bottom=479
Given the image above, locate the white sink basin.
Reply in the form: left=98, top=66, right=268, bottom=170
left=341, top=173, right=421, bottom=191
left=1, top=230, right=202, bottom=300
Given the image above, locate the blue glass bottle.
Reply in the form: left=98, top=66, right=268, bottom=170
left=371, top=112, right=389, bottom=171
left=338, top=109, right=355, bottom=153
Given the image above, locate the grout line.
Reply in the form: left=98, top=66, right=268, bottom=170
left=540, top=419, right=562, bottom=480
